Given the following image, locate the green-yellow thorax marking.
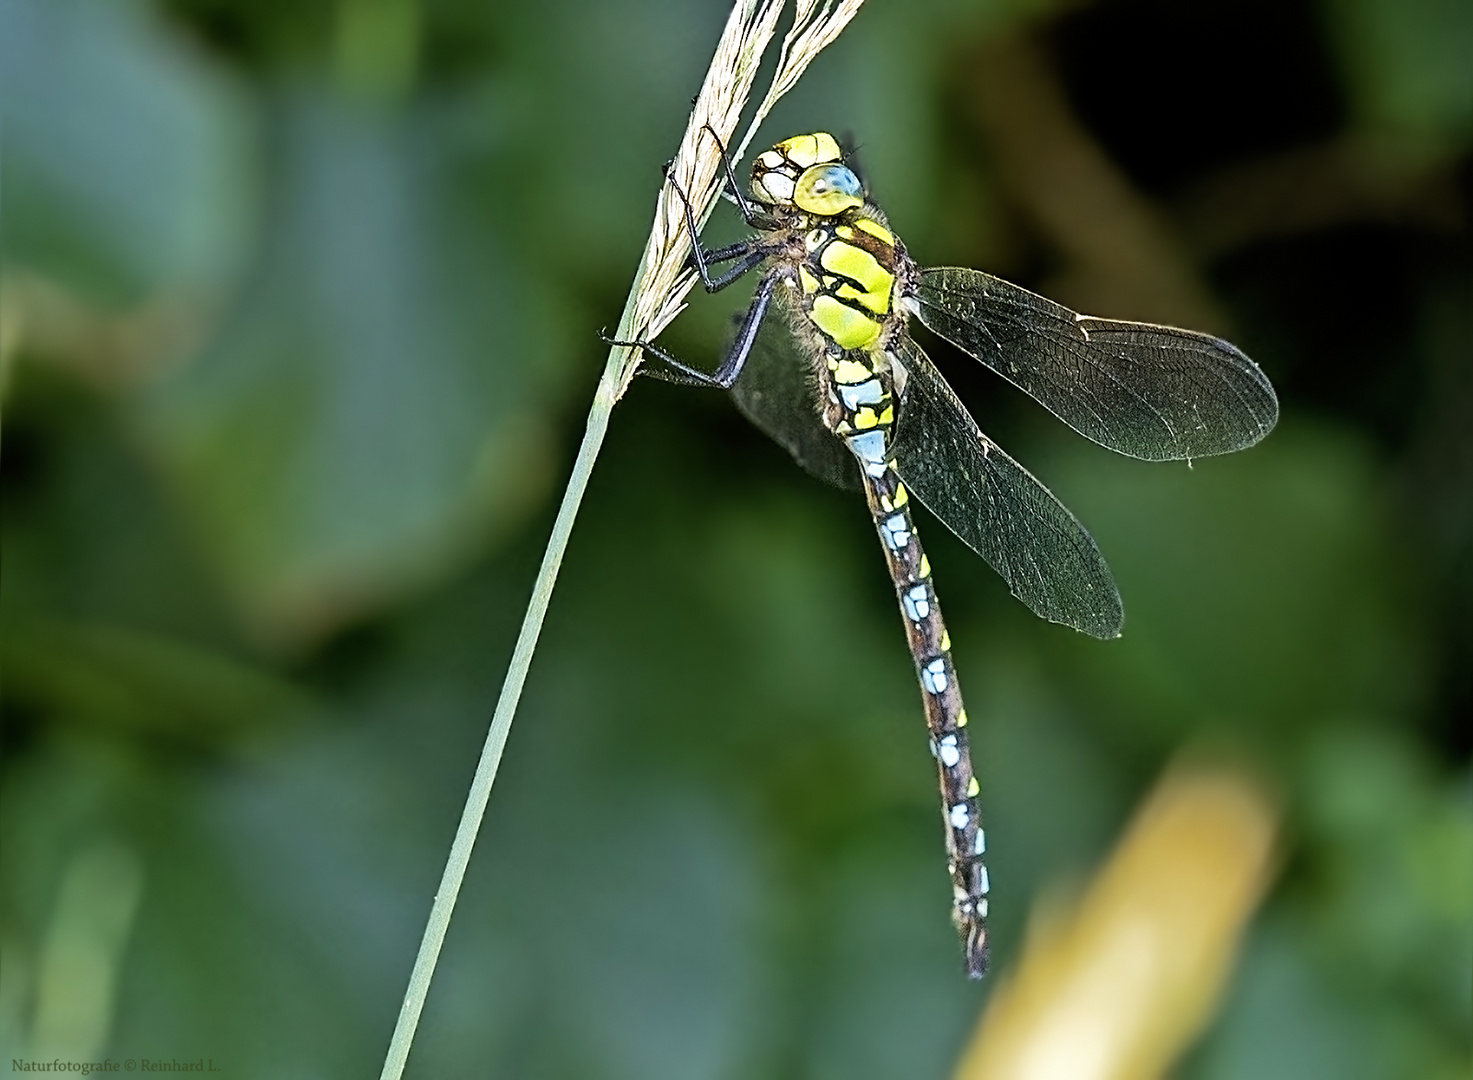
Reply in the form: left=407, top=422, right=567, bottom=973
left=802, top=221, right=898, bottom=350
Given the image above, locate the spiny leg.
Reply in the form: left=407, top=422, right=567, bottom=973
left=602, top=268, right=780, bottom=389
left=661, top=164, right=779, bottom=293
left=607, top=127, right=783, bottom=383
left=690, top=242, right=774, bottom=294
left=691, top=122, right=770, bottom=228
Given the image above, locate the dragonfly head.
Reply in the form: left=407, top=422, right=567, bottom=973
left=751, top=132, right=864, bottom=216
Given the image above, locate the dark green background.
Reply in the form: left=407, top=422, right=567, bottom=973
left=2, top=0, right=1469, bottom=1076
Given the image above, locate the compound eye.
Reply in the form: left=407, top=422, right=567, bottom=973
left=752, top=167, right=796, bottom=204
left=793, top=164, right=864, bottom=215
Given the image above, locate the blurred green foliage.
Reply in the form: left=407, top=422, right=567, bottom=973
left=2, top=0, right=1469, bottom=1077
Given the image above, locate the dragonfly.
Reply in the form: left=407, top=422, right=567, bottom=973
left=612, top=131, right=1278, bottom=978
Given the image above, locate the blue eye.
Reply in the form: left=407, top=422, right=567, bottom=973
left=814, top=165, right=862, bottom=196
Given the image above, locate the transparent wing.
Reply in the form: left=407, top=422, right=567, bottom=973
left=915, top=267, right=1278, bottom=462
left=730, top=313, right=860, bottom=491
left=889, top=336, right=1123, bottom=638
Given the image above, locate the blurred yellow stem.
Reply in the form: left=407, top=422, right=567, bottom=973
left=954, top=765, right=1278, bottom=1080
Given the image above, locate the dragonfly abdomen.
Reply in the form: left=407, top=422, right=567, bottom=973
left=823, top=347, right=991, bottom=979
left=861, top=457, right=990, bottom=979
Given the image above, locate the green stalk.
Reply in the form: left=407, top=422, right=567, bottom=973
left=376, top=364, right=617, bottom=1080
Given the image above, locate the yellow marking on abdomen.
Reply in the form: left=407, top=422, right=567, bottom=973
left=831, top=356, right=874, bottom=383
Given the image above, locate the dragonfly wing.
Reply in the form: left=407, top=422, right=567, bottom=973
left=914, top=267, right=1278, bottom=461
left=731, top=313, right=860, bottom=491
left=890, top=336, right=1123, bottom=639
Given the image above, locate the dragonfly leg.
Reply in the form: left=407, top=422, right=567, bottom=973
left=604, top=269, right=778, bottom=389
left=662, top=169, right=779, bottom=292
left=693, top=242, right=772, bottom=292
left=694, top=123, right=768, bottom=228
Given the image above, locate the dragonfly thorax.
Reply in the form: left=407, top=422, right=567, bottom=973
left=792, top=216, right=902, bottom=352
